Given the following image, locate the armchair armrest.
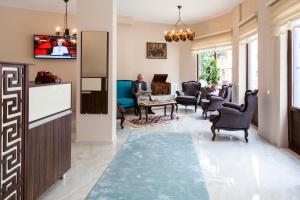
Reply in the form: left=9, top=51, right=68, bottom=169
left=223, top=102, right=242, bottom=111
left=210, top=96, right=225, bottom=102
left=219, top=107, right=243, bottom=116
left=176, top=91, right=184, bottom=96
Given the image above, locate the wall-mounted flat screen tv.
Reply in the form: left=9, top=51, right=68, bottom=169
left=34, top=35, right=77, bottom=59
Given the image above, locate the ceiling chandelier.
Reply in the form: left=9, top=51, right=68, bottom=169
left=55, top=0, right=77, bottom=36
left=164, top=5, right=195, bottom=42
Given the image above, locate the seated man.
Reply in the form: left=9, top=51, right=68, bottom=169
left=132, top=74, right=155, bottom=114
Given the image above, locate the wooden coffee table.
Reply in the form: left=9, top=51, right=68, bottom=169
left=139, top=100, right=177, bottom=123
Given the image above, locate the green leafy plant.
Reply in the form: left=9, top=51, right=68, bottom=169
left=199, top=57, right=221, bottom=86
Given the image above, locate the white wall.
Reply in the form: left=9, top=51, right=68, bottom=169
left=117, top=21, right=180, bottom=90
left=76, top=0, right=117, bottom=143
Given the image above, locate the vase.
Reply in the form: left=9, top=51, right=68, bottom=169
left=211, top=84, right=217, bottom=91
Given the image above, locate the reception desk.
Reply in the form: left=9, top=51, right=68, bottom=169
left=0, top=62, right=72, bottom=200
left=25, top=82, right=72, bottom=200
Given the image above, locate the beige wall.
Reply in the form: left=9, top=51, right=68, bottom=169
left=0, top=6, right=77, bottom=110
left=117, top=21, right=180, bottom=90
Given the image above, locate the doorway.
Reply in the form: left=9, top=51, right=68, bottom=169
left=246, top=37, right=259, bottom=127
left=288, top=27, right=300, bottom=154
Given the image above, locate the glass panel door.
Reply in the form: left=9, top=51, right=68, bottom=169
left=292, top=27, right=300, bottom=109
left=248, top=39, right=259, bottom=90
left=289, top=27, right=300, bottom=154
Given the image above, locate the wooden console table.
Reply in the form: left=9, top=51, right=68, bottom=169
left=139, top=100, right=176, bottom=123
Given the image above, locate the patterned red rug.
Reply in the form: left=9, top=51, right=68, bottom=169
left=124, top=115, right=181, bottom=128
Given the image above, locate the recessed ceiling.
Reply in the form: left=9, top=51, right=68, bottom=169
left=0, top=0, right=243, bottom=24
left=118, top=0, right=243, bottom=24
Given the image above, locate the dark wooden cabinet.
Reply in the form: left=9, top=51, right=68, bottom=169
left=25, top=114, right=71, bottom=200
left=80, top=77, right=108, bottom=114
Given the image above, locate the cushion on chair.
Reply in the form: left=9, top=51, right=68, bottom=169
left=176, top=96, right=197, bottom=104
left=118, top=98, right=135, bottom=108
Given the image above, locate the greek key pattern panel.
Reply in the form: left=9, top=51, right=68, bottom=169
left=1, top=66, right=24, bottom=200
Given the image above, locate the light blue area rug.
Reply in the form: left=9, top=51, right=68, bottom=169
left=87, top=133, right=210, bottom=200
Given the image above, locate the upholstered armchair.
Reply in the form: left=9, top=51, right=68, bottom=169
left=117, top=102, right=125, bottom=129
left=117, top=80, right=138, bottom=114
left=209, top=90, right=258, bottom=142
left=201, top=84, right=233, bottom=119
left=175, top=81, right=201, bottom=112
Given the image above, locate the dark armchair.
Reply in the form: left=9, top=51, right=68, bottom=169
left=201, top=84, right=233, bottom=119
left=175, top=81, right=201, bottom=112
left=209, top=90, right=258, bottom=142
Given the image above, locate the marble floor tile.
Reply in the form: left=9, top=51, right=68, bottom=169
left=40, top=107, right=300, bottom=200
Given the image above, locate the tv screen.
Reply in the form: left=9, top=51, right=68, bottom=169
left=34, top=35, right=77, bottom=59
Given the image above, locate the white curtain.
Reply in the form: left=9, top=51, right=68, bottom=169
left=192, top=31, right=232, bottom=52
left=270, top=0, right=300, bottom=28
left=239, top=17, right=258, bottom=41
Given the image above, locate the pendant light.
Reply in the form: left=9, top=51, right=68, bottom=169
left=164, top=5, right=195, bottom=42
left=55, top=0, right=77, bottom=36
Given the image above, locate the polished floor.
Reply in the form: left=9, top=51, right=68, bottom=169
left=40, top=107, right=300, bottom=200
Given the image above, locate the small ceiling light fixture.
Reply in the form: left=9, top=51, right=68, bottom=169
left=56, top=0, right=76, bottom=36
left=164, top=5, right=195, bottom=42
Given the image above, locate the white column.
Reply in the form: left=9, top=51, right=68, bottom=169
left=76, top=0, right=117, bottom=143
left=257, top=0, right=274, bottom=144
left=231, top=6, right=241, bottom=103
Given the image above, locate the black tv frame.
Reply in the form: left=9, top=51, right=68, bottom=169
left=33, top=34, right=77, bottom=60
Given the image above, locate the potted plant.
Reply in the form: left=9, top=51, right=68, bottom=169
left=199, top=57, right=221, bottom=91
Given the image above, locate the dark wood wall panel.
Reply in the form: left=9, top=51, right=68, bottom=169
left=290, top=111, right=300, bottom=154
left=25, top=114, right=71, bottom=200
left=81, top=91, right=108, bottom=114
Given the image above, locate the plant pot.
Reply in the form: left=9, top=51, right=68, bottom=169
left=211, top=84, right=217, bottom=91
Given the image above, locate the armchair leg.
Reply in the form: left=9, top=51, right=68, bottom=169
left=211, top=126, right=216, bottom=141
left=134, top=107, right=138, bottom=116
left=175, top=103, right=178, bottom=111
left=121, top=117, right=125, bottom=129
left=244, top=129, right=249, bottom=143
left=195, top=104, right=197, bottom=112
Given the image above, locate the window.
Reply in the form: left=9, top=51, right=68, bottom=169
left=216, top=48, right=232, bottom=84
left=292, top=27, right=300, bottom=108
left=248, top=39, right=258, bottom=90
left=197, top=47, right=232, bottom=85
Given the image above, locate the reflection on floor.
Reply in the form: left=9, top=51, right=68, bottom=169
left=40, top=107, right=300, bottom=200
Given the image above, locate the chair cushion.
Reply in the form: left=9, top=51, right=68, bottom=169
left=176, top=96, right=197, bottom=105
left=118, top=98, right=135, bottom=107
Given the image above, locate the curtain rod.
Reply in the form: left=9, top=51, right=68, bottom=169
left=194, top=29, right=232, bottom=40
left=266, top=0, right=281, bottom=7
left=239, top=12, right=258, bottom=27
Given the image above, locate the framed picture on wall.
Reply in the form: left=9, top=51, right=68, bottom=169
left=146, top=42, right=167, bottom=59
